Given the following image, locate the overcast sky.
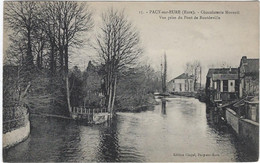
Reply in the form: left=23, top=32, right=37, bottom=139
left=70, top=2, right=258, bottom=84
left=3, top=2, right=259, bottom=84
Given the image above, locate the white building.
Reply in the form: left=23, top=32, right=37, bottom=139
left=168, top=73, right=194, bottom=92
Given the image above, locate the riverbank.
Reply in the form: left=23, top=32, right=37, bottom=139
left=116, top=105, right=156, bottom=112
left=31, top=113, right=73, bottom=119
left=170, top=92, right=196, bottom=97
left=3, top=112, right=30, bottom=149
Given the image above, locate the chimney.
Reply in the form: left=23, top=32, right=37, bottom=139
left=242, top=56, right=247, bottom=63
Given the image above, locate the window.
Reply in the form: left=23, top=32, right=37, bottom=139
left=217, top=80, right=221, bottom=91
left=223, top=80, right=228, bottom=92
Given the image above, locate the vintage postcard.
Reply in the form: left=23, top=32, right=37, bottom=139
left=2, top=1, right=259, bottom=162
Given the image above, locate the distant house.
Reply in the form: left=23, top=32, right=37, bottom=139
left=206, top=68, right=239, bottom=102
left=168, top=73, right=194, bottom=92
left=238, top=56, right=259, bottom=98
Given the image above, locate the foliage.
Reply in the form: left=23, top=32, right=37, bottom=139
left=116, top=65, right=160, bottom=110
left=69, top=66, right=84, bottom=107
left=82, top=61, right=104, bottom=108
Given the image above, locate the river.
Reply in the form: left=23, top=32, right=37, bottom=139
left=3, top=97, right=258, bottom=162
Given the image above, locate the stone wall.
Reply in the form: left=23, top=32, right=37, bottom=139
left=226, top=108, right=239, bottom=134
left=239, top=119, right=259, bottom=153
left=225, top=108, right=259, bottom=153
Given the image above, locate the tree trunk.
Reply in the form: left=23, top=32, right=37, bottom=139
left=64, top=44, right=71, bottom=113
left=107, top=80, right=113, bottom=113
left=37, top=53, right=40, bottom=69
left=26, top=29, right=34, bottom=69
left=58, top=26, right=64, bottom=74
left=111, top=75, right=117, bottom=114
left=50, top=41, right=55, bottom=75
left=65, top=74, right=71, bottom=112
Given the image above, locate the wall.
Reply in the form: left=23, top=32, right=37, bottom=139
left=167, top=80, right=174, bottom=92
left=174, top=79, right=195, bottom=92
left=243, top=76, right=259, bottom=96
left=174, top=79, right=185, bottom=92
left=226, top=108, right=239, bottom=134
left=225, top=108, right=259, bottom=153
left=3, top=114, right=30, bottom=149
left=239, top=119, right=259, bottom=153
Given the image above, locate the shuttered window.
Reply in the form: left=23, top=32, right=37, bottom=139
left=223, top=80, right=228, bottom=92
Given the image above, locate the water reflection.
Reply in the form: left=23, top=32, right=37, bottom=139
left=3, top=97, right=258, bottom=162
left=161, top=99, right=167, bottom=115
left=3, top=116, right=81, bottom=162
left=96, top=117, right=119, bottom=162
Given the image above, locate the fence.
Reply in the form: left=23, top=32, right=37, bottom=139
left=3, top=106, right=29, bottom=134
left=71, top=107, right=108, bottom=115
left=71, top=107, right=110, bottom=123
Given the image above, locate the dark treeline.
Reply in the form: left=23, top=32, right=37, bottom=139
left=4, top=2, right=161, bottom=116
left=68, top=62, right=162, bottom=112
left=4, top=1, right=93, bottom=115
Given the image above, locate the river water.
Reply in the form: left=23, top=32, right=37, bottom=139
left=3, top=97, right=258, bottom=162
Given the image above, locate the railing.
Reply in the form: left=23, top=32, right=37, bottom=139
left=209, top=90, right=239, bottom=102
left=3, top=106, right=29, bottom=134
left=214, top=91, right=221, bottom=101
left=71, top=107, right=108, bottom=115
left=220, top=92, right=238, bottom=101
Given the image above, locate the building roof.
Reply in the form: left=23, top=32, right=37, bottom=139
left=206, top=68, right=238, bottom=78
left=174, top=73, right=193, bottom=80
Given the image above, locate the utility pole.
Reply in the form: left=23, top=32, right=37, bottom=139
left=163, top=52, right=167, bottom=93
left=161, top=55, right=163, bottom=93
left=200, top=66, right=202, bottom=90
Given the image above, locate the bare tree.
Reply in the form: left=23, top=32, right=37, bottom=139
left=5, top=2, right=93, bottom=113
left=51, top=2, right=94, bottom=112
left=96, top=8, right=143, bottom=114
left=4, top=2, right=40, bottom=107
left=5, top=2, right=38, bottom=71
left=185, top=60, right=202, bottom=91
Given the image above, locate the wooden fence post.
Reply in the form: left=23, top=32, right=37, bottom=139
left=88, top=109, right=89, bottom=121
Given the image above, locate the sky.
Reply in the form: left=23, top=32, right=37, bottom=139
left=3, top=2, right=259, bottom=84
left=70, top=2, right=259, bottom=84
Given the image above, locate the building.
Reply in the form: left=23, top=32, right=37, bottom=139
left=168, top=73, right=194, bottom=92
left=206, top=68, right=239, bottom=103
left=238, top=56, right=259, bottom=98
left=232, top=56, right=259, bottom=122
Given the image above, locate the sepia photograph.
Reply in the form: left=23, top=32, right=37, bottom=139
left=2, top=1, right=259, bottom=162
